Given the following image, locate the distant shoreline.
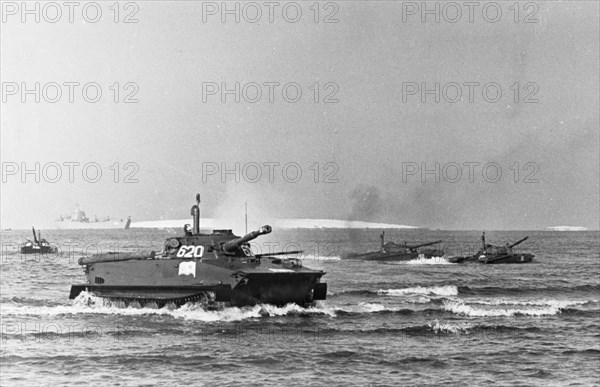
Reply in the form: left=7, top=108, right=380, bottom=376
left=129, top=218, right=420, bottom=230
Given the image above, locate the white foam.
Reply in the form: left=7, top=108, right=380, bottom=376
left=378, top=285, right=459, bottom=297
left=428, top=319, right=472, bottom=334
left=466, top=298, right=590, bottom=308
left=442, top=300, right=568, bottom=317
left=402, top=296, right=433, bottom=304
left=403, top=256, right=455, bottom=265
left=0, top=291, right=336, bottom=321
left=358, top=302, right=386, bottom=312
left=2, top=292, right=406, bottom=320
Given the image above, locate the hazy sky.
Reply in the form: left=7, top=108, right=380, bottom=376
left=1, top=1, right=598, bottom=230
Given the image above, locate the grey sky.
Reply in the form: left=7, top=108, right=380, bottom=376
left=1, top=1, right=598, bottom=230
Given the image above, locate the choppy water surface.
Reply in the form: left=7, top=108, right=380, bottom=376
left=1, top=229, right=599, bottom=386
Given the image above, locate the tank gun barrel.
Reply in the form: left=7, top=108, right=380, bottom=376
left=405, top=240, right=442, bottom=249
left=509, top=236, right=528, bottom=248
left=222, top=225, right=272, bottom=252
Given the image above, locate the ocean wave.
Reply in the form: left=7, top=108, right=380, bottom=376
left=561, top=349, right=600, bottom=357
left=1, top=296, right=65, bottom=307
left=316, top=320, right=543, bottom=336
left=332, top=302, right=414, bottom=315
left=1, top=295, right=427, bottom=321
left=427, top=319, right=471, bottom=334
left=442, top=299, right=573, bottom=317
left=560, top=308, right=600, bottom=317
left=464, top=298, right=592, bottom=308
left=377, top=285, right=459, bottom=297
left=459, top=284, right=600, bottom=297
left=329, top=289, right=379, bottom=297
left=0, top=291, right=336, bottom=322
left=3, top=290, right=594, bottom=322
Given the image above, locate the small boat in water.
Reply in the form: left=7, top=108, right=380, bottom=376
left=346, top=231, right=443, bottom=261
left=21, top=227, right=57, bottom=254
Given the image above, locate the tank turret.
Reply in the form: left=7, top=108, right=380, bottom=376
left=222, top=225, right=272, bottom=253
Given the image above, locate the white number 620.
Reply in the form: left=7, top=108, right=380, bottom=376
left=176, top=245, right=204, bottom=258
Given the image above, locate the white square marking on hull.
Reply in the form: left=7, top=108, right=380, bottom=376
left=268, top=268, right=294, bottom=273
left=179, top=261, right=196, bottom=277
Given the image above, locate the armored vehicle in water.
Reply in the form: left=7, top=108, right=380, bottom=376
left=448, top=232, right=534, bottom=264
left=346, top=231, right=443, bottom=261
left=69, top=195, right=327, bottom=307
left=21, top=227, right=57, bottom=255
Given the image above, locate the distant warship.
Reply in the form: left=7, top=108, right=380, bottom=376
left=55, top=204, right=130, bottom=229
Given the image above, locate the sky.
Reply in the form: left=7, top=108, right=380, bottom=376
left=1, top=1, right=599, bottom=230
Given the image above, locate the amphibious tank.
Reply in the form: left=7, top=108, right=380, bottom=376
left=448, top=232, right=534, bottom=264
left=346, top=231, right=443, bottom=261
left=21, top=227, right=57, bottom=255
left=69, top=195, right=327, bottom=307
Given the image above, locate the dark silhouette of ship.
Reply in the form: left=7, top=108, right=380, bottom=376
left=55, top=204, right=130, bottom=229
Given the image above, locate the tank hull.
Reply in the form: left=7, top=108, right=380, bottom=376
left=346, top=235, right=443, bottom=262
left=346, top=251, right=419, bottom=261
left=70, top=256, right=326, bottom=307
left=448, top=253, right=535, bottom=264
left=69, top=284, right=232, bottom=305
left=230, top=272, right=325, bottom=306
left=346, top=250, right=443, bottom=261
left=479, top=253, right=535, bottom=264
left=20, top=246, right=57, bottom=254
